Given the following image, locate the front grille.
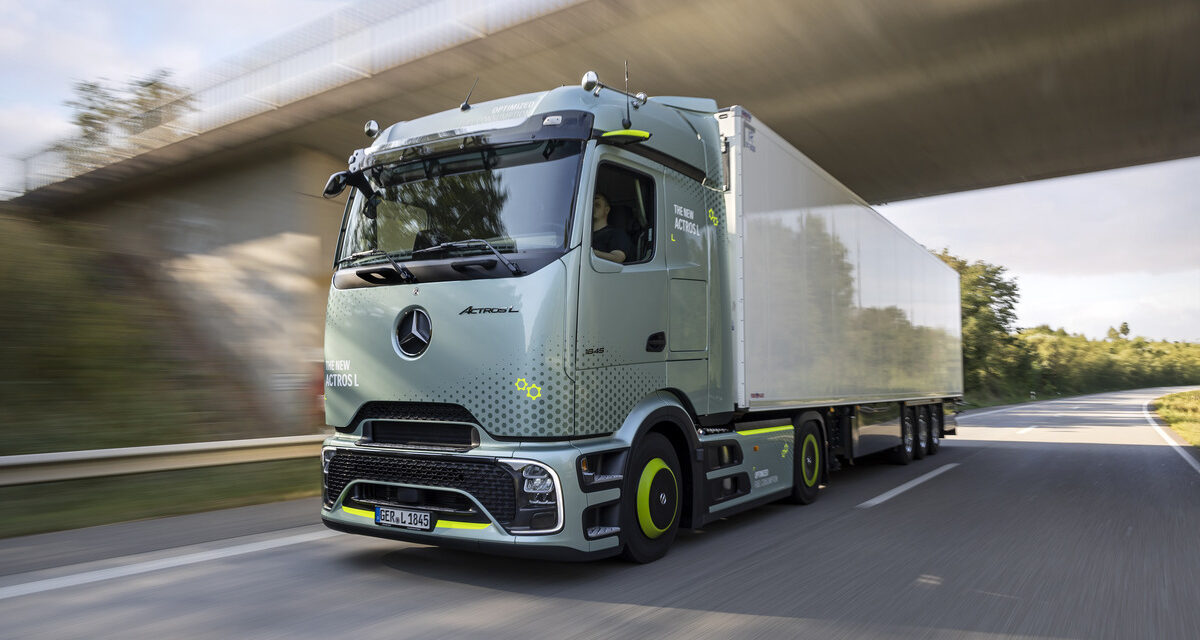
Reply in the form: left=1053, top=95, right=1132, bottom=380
left=338, top=401, right=480, bottom=432
left=346, top=483, right=484, bottom=520
left=325, top=450, right=515, bottom=524
left=365, top=421, right=478, bottom=451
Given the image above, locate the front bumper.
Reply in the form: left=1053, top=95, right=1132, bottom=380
left=320, top=436, right=623, bottom=558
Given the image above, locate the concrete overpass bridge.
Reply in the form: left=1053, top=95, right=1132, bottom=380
left=9, top=0, right=1198, bottom=428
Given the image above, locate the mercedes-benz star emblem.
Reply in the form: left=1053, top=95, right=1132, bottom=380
left=397, top=308, right=432, bottom=357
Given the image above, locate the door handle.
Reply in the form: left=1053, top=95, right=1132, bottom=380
left=646, top=331, right=666, bottom=352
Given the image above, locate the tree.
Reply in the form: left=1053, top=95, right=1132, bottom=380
left=936, top=249, right=1031, bottom=399
left=53, top=68, right=192, bottom=175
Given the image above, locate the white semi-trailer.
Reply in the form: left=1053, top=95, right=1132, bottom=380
left=319, top=71, right=963, bottom=562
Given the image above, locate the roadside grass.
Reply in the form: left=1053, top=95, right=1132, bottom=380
left=1153, top=390, right=1200, bottom=447
left=0, top=460, right=321, bottom=539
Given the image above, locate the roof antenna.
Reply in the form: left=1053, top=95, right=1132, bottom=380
left=621, top=61, right=632, bottom=129
left=460, top=77, right=479, bottom=111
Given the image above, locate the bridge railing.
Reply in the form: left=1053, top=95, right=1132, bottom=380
left=4, top=0, right=584, bottom=199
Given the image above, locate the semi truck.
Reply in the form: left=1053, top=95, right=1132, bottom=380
left=319, top=70, right=963, bottom=562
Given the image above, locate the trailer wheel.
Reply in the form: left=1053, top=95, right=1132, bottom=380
left=914, top=407, right=929, bottom=460
left=890, top=407, right=915, bottom=465
left=620, top=432, right=681, bottom=563
left=788, top=421, right=823, bottom=505
left=927, top=405, right=941, bottom=455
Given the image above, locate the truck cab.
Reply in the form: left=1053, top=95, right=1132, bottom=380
left=320, top=81, right=727, bottom=561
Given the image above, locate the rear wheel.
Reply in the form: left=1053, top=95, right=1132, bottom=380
left=927, top=405, right=941, bottom=455
left=914, top=407, right=929, bottom=460
left=890, top=407, right=915, bottom=465
left=620, top=432, right=681, bottom=563
left=789, top=421, right=823, bottom=504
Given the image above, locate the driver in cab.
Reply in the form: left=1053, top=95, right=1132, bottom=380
left=591, top=192, right=630, bottom=263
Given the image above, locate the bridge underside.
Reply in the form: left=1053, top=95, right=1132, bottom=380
left=19, top=0, right=1200, bottom=206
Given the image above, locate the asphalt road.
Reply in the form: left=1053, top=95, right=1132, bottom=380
left=1, top=387, right=1198, bottom=639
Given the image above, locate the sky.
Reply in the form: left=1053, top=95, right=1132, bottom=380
left=0, top=0, right=349, bottom=187
left=1, top=1, right=1196, bottom=342
left=878, top=158, right=1200, bottom=342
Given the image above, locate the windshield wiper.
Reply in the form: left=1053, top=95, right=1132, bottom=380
left=411, top=239, right=523, bottom=276
left=336, top=249, right=417, bottom=283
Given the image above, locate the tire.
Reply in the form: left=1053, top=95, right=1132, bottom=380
left=620, top=432, right=682, bottom=563
left=890, top=407, right=915, bottom=465
left=789, top=420, right=823, bottom=505
left=913, top=406, right=929, bottom=460
left=927, top=404, right=941, bottom=455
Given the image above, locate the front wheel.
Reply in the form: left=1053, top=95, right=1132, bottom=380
left=620, top=433, right=681, bottom=563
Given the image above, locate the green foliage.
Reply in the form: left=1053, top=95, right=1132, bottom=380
left=1154, top=390, right=1200, bottom=447
left=52, top=68, right=192, bottom=174
left=0, top=212, right=258, bottom=454
left=936, top=249, right=1200, bottom=404
left=936, top=249, right=1032, bottom=400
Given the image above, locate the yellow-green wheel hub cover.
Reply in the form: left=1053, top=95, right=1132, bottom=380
left=802, top=433, right=820, bottom=487
left=636, top=457, right=678, bottom=539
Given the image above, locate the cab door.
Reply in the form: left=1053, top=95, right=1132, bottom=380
left=574, top=148, right=668, bottom=435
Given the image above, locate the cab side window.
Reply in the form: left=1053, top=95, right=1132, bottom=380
left=592, top=164, right=655, bottom=264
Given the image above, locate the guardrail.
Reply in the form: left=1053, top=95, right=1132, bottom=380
left=0, top=435, right=328, bottom=487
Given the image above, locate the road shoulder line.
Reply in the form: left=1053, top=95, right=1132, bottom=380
left=1142, top=400, right=1200, bottom=477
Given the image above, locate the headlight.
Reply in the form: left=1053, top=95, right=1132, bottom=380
left=499, top=460, right=561, bottom=532
left=522, top=465, right=554, bottom=495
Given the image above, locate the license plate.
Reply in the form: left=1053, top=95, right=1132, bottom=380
left=375, top=507, right=432, bottom=531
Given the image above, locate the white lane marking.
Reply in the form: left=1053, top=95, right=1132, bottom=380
left=857, top=464, right=960, bottom=509
left=0, top=529, right=339, bottom=602
left=1016, top=425, right=1038, bottom=434
left=959, top=406, right=1018, bottom=418
left=1142, top=400, right=1200, bottom=477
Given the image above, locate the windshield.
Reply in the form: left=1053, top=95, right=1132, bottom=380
left=337, top=140, right=583, bottom=264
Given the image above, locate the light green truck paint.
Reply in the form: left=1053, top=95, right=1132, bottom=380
left=318, top=72, right=962, bottom=561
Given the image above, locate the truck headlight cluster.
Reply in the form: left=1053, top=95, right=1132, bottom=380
left=522, top=465, right=555, bottom=499
left=501, top=460, right=562, bottom=533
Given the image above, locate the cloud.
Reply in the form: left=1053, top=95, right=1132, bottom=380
left=1013, top=269, right=1200, bottom=342
left=880, top=156, right=1200, bottom=276
left=0, top=105, right=76, bottom=157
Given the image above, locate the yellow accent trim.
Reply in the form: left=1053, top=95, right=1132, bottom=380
left=436, top=520, right=492, bottom=530
left=341, top=506, right=374, bottom=519
left=343, top=506, right=490, bottom=531
left=601, top=129, right=651, bottom=139
left=736, top=425, right=794, bottom=436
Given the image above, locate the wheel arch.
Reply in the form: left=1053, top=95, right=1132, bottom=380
left=612, top=391, right=701, bottom=530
